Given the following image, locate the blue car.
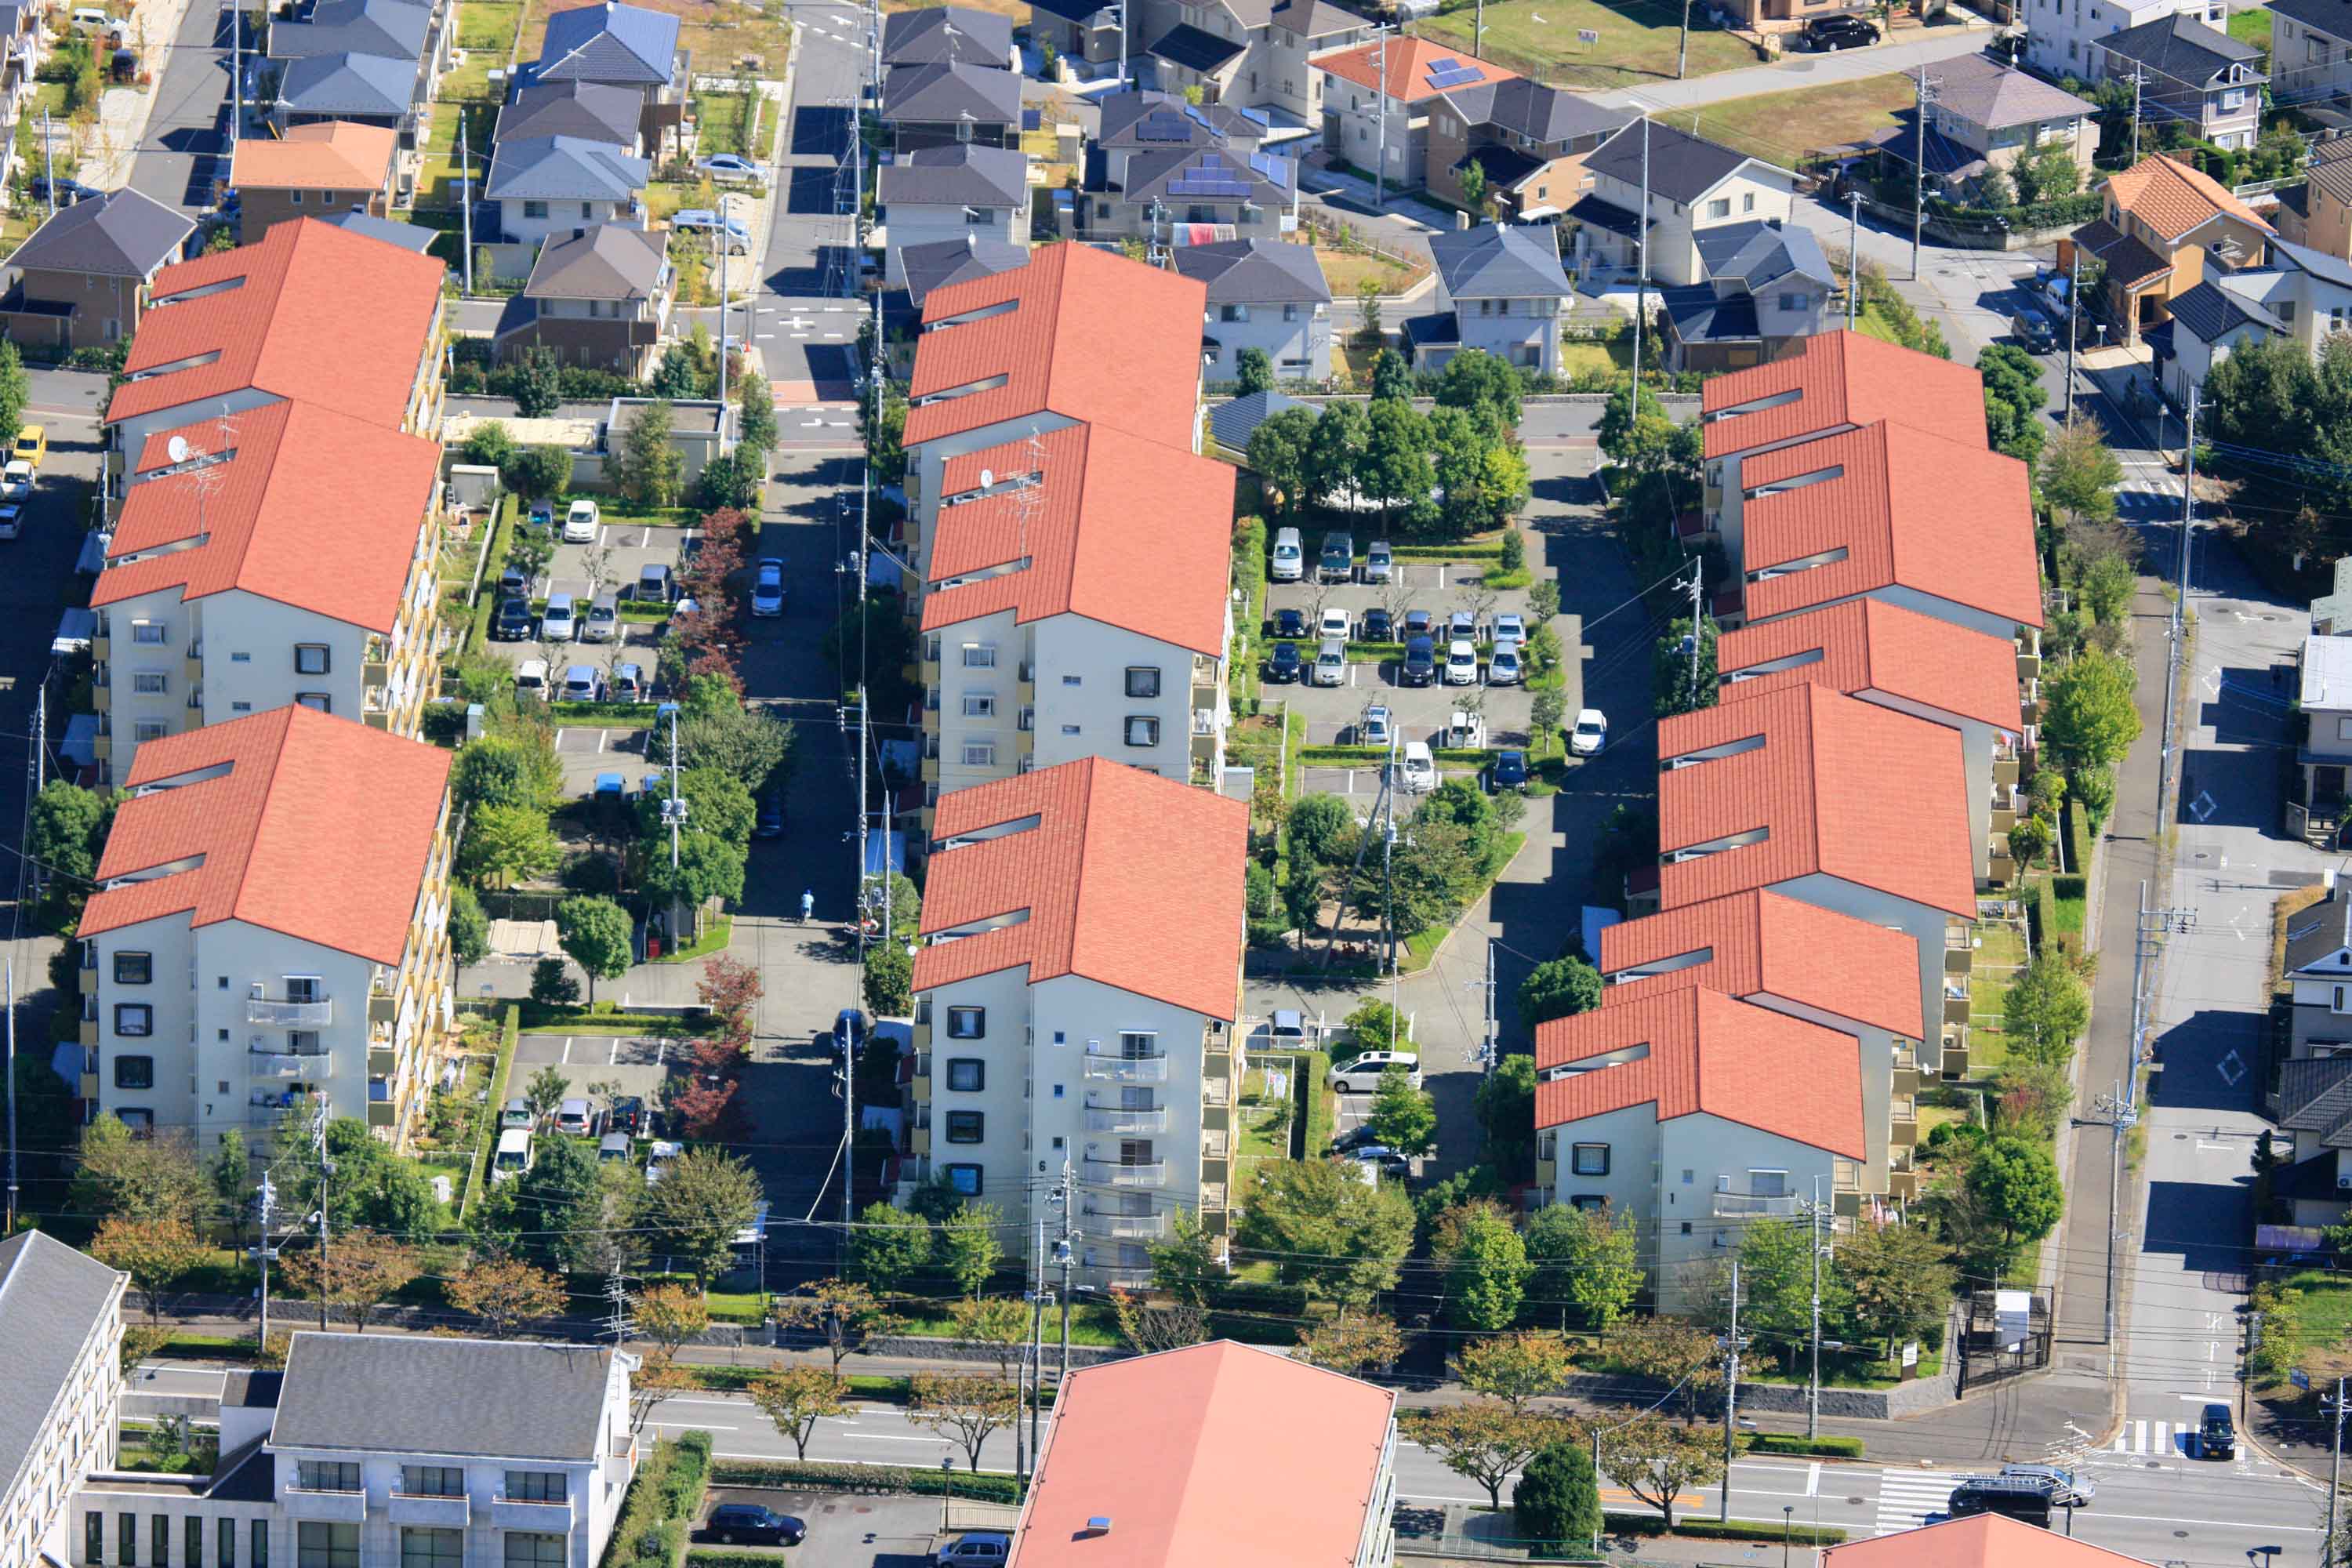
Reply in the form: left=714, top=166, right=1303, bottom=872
left=1490, top=750, right=1528, bottom=790
left=593, top=772, right=626, bottom=801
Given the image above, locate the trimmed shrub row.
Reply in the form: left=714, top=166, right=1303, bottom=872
left=603, top=1432, right=714, bottom=1568
left=709, top=1459, right=1023, bottom=1504
left=1603, top=1513, right=1845, bottom=1545
left=1745, top=1434, right=1866, bottom=1459
left=685, top=1553, right=789, bottom=1568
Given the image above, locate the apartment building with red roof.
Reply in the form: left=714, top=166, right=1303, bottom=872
left=1824, top=1515, right=2165, bottom=1568
left=1694, top=328, right=1989, bottom=566
left=87, top=400, right=444, bottom=784
left=917, top=422, right=1236, bottom=812
left=902, top=758, right=1247, bottom=1284
left=1657, top=682, right=1976, bottom=1076
left=74, top=704, right=456, bottom=1149
left=1585, top=887, right=1926, bottom=1204
left=1719, top=597, right=2028, bottom=887
left=1012, top=1340, right=1398, bottom=1568
left=1534, top=988, right=1867, bottom=1307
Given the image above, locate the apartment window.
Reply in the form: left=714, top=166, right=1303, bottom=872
left=131, top=621, right=166, bottom=644
left=503, top=1473, right=566, bottom=1504
left=945, top=1110, right=985, bottom=1142
left=946, top=1006, right=985, bottom=1039
left=1283, top=303, right=1300, bottom=322
left=296, top=694, right=332, bottom=713
left=296, top=1526, right=356, bottom=1568
left=114, top=952, right=152, bottom=984
left=960, top=643, right=996, bottom=668
left=249, top=1524, right=265, bottom=1568
left=401, top=1468, right=464, bottom=1497
left=522, top=200, right=550, bottom=219
left=88, top=1515, right=104, bottom=1567
left=1124, top=716, right=1160, bottom=747
left=399, top=1531, right=462, bottom=1568
left=1778, top=292, right=1809, bottom=311
left=295, top=644, right=330, bottom=675
left=230, top=652, right=250, bottom=662
left=218, top=1520, right=235, bottom=1568
left=298, top=1463, right=360, bottom=1493
left=291, top=190, right=303, bottom=205
left=961, top=692, right=996, bottom=717
left=133, top=721, right=168, bottom=742
left=946, top=1058, right=985, bottom=1091
left=1219, top=303, right=1250, bottom=322
left=1061, top=674, right=1081, bottom=686
left=1570, top=1142, right=1610, bottom=1175
left=1123, top=666, right=1160, bottom=699
left=154, top=1516, right=170, bottom=1568
left=113, top=1004, right=152, bottom=1036
left=115, top=1108, right=154, bottom=1131
left=114, top=1056, right=154, bottom=1090
left=187, top=1519, right=204, bottom=1568
left=959, top=742, right=994, bottom=768
left=1707, top=198, right=1730, bottom=218
left=1748, top=1168, right=1789, bottom=1197
left=1742, top=191, right=1755, bottom=212
left=1570, top=1194, right=1607, bottom=1211
left=119, top=1515, right=136, bottom=1567
left=945, top=1163, right=982, bottom=1196
left=131, top=671, right=167, bottom=695
left=503, top=1539, right=564, bottom=1568
left=2281, top=299, right=2299, bottom=325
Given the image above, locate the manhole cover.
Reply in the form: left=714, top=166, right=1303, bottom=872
left=2148, top=1461, right=2165, bottom=1469
left=1846, top=1497, right=1866, bottom=1506
left=2175, top=1530, right=2190, bottom=1538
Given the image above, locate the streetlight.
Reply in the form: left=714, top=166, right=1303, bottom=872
left=1782, top=1504, right=1794, bottom=1568
left=939, top=1456, right=955, bottom=1531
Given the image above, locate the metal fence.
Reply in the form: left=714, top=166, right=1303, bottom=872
left=1955, top=1285, right=2056, bottom=1396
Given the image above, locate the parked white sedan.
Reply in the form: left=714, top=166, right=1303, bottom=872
left=563, top=499, right=600, bottom=543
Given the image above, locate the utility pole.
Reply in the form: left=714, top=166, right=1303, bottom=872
left=1475, top=0, right=1484, bottom=56
left=311, top=1099, right=331, bottom=1331
left=1629, top=115, right=1650, bottom=425
left=2127, top=70, right=2147, bottom=165
left=1806, top=1176, right=1827, bottom=1440
left=1686, top=566, right=1702, bottom=691
left=2088, top=1082, right=2136, bottom=1344
left=1719, top=1259, right=1741, bottom=1523
left=1055, top=1162, right=1075, bottom=1396
left=3, top=961, right=14, bottom=1233
left=1845, top=191, right=1860, bottom=330
left=1676, top=0, right=1693, bottom=78
left=230, top=0, right=240, bottom=150
left=1374, top=32, right=1388, bottom=211
left=459, top=111, right=473, bottom=296
left=1027, top=1214, right=1049, bottom=1475
left=2064, top=246, right=2082, bottom=428
left=1911, top=64, right=1938, bottom=282
left=2329, top=1377, right=2347, bottom=1566
left=41, top=109, right=52, bottom=220
left=255, top=1172, right=275, bottom=1350
left=2157, top=387, right=2198, bottom=836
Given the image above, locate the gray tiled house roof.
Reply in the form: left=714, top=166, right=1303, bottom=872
left=267, top=0, right=429, bottom=61
left=277, top=50, right=412, bottom=115
left=271, top=1333, right=619, bottom=1460
left=0, top=1232, right=123, bottom=1511
left=1172, top=238, right=1331, bottom=304
left=497, top=80, right=643, bottom=147
left=536, top=0, right=679, bottom=85
left=877, top=143, right=1029, bottom=207
left=898, top=234, right=1028, bottom=305
left=881, top=6, right=1012, bottom=69
left=526, top=222, right=666, bottom=298
left=1584, top=119, right=1784, bottom=205
left=485, top=135, right=651, bottom=201
left=880, top=60, right=1020, bottom=126
left=1432, top=222, right=1570, bottom=299
left=7, top=187, right=193, bottom=276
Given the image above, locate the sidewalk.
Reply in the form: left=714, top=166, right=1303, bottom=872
left=91, top=0, right=203, bottom=188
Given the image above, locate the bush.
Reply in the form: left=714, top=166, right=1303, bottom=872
left=1603, top=1514, right=1845, bottom=1544
left=603, top=1433, right=715, bottom=1568
left=1746, top=1433, right=1865, bottom=1458
left=706, top=1459, right=1023, bottom=1502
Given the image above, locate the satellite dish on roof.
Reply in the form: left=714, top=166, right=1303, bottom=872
left=166, top=435, right=190, bottom=464
left=978, top=468, right=993, bottom=488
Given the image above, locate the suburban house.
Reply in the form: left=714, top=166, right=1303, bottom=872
left=2023, top=0, right=2227, bottom=81
left=264, top=0, right=440, bottom=142
left=68, top=1334, right=640, bottom=1568
left=919, top=419, right=1233, bottom=802
left=882, top=5, right=1014, bottom=69
left=492, top=223, right=670, bottom=372
left=877, top=143, right=1030, bottom=286
left=74, top=704, right=456, bottom=1147
left=1656, top=220, right=1835, bottom=372
left=1078, top=96, right=1295, bottom=241
left=274, top=53, right=419, bottom=138
left=1174, top=237, right=1333, bottom=382
left=526, top=0, right=688, bottom=160
left=1719, top=597, right=2031, bottom=887
left=1026, top=0, right=1127, bottom=73
left=1017, top=1341, right=1398, bottom=1568
left=2096, top=13, right=2266, bottom=150
left=898, top=233, right=1029, bottom=307
left=1696, top=328, right=1992, bottom=564
left=2156, top=235, right=2352, bottom=407
left=2293, top=637, right=2352, bottom=844
left=485, top=136, right=649, bottom=245
left=92, top=396, right=444, bottom=775
left=1534, top=987, right=1870, bottom=1308
left=1569, top=119, right=1798, bottom=289
left=2315, top=555, right=2352, bottom=633
left=1825, top=1515, right=2177, bottom=1568
left=0, top=1232, right=126, bottom=1568
left=267, top=0, right=433, bottom=74
left=2272, top=879, right=2352, bottom=1218
left=317, top=209, right=438, bottom=251
left=1135, top=0, right=1374, bottom=119
left=2069, top=152, right=2274, bottom=344
left=902, top=244, right=1205, bottom=595
left=2270, top=0, right=2352, bottom=115
left=1654, top=683, right=1980, bottom=1079
left=495, top=78, right=644, bottom=156
left=230, top=120, right=399, bottom=243
left=1592, top=888, right=1928, bottom=1206
left=880, top=60, right=1021, bottom=151
left=103, top=217, right=446, bottom=494
left=1424, top=77, right=1628, bottom=220
left=1866, top=50, right=2097, bottom=201
left=1406, top=221, right=1569, bottom=374
left=1310, top=38, right=1515, bottom=194
left=902, top=758, right=1247, bottom=1284
left=1727, top=418, right=2044, bottom=644
left=0, top=187, right=193, bottom=352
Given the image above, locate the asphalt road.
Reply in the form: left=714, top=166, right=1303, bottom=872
left=128, top=0, right=233, bottom=216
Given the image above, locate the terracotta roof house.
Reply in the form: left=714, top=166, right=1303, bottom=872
left=1656, top=682, right=1978, bottom=1075
left=1534, top=987, right=1867, bottom=1305
left=493, top=222, right=671, bottom=375
left=76, top=703, right=456, bottom=1148
left=1014, top=1341, right=1398, bottom=1568
left=904, top=758, right=1247, bottom=1282
left=1310, top=38, right=1515, bottom=194
left=1823, top=1515, right=2168, bottom=1568
left=0, top=187, right=192, bottom=352
left=1598, top=886, right=1927, bottom=1201
left=2071, top=152, right=2274, bottom=344
left=230, top=120, right=399, bottom=244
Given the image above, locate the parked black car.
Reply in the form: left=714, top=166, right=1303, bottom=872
left=1400, top=635, right=1437, bottom=686
left=1267, top=641, right=1303, bottom=682
left=1801, top=13, right=1878, bottom=49
left=2198, top=1403, right=2235, bottom=1458
left=492, top=597, right=535, bottom=641
left=1362, top=607, right=1394, bottom=642
left=1489, top=750, right=1529, bottom=790
left=754, top=789, right=786, bottom=839
left=704, top=1506, right=804, bottom=1547
left=607, top=1096, right=648, bottom=1136
left=29, top=176, right=100, bottom=205
left=1273, top=607, right=1307, bottom=639
left=2009, top=306, right=2057, bottom=354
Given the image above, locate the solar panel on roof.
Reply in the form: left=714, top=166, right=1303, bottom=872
left=1425, top=61, right=1481, bottom=87
left=1428, top=55, right=1461, bottom=67
left=1181, top=102, right=1215, bottom=129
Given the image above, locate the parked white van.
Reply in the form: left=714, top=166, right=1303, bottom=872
left=1399, top=739, right=1436, bottom=793
left=492, top=1128, right=535, bottom=1181
left=1271, top=527, right=1303, bottom=582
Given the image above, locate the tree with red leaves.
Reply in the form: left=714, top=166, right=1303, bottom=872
left=697, top=955, right=763, bottom=1034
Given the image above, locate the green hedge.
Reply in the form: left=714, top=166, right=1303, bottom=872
left=549, top=701, right=659, bottom=725
left=1746, top=1434, right=1865, bottom=1459
left=708, top=1459, right=1024, bottom=1503
left=463, top=1006, right=521, bottom=1218
left=685, top=1554, right=788, bottom=1568
left=1603, top=1514, right=1845, bottom=1545
left=1392, top=541, right=1504, bottom=560
left=1297, top=746, right=1492, bottom=764
left=604, top=1432, right=714, bottom=1568
left=462, top=492, right=522, bottom=659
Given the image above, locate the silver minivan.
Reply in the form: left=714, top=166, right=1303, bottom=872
left=492, top=1128, right=534, bottom=1181
left=1271, top=527, right=1304, bottom=583
left=583, top=589, right=619, bottom=643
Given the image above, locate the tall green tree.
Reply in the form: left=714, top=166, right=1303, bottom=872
left=641, top=832, right=746, bottom=916
left=615, top=400, right=685, bottom=506
left=1234, top=347, right=1275, bottom=394
left=1235, top=1156, right=1415, bottom=1308
left=634, top=1146, right=762, bottom=1286
left=1436, top=347, right=1523, bottom=438
left=1976, top=344, right=2048, bottom=466
left=1523, top=1202, right=1641, bottom=1330
left=514, top=347, right=562, bottom=418
left=1475, top=1053, right=1537, bottom=1182
left=556, top=896, right=633, bottom=1004
left=1736, top=1217, right=1848, bottom=1375
left=1370, top=347, right=1413, bottom=404
left=1653, top=614, right=1719, bottom=717
left=1361, top=399, right=1434, bottom=519
left=1514, top=1442, right=1603, bottom=1553
left=1367, top=1064, right=1438, bottom=1156
left=2042, top=652, right=2140, bottom=775
left=1285, top=793, right=1356, bottom=866
left=1458, top=158, right=1490, bottom=218
left=451, top=731, right=562, bottom=813
left=1305, top=401, right=1370, bottom=509
left=1435, top=1201, right=1527, bottom=1329
left=448, top=885, right=490, bottom=966
left=940, top=1202, right=1004, bottom=1297
left=1245, top=405, right=1318, bottom=517
left=736, top=374, right=777, bottom=454
left=2004, top=950, right=2090, bottom=1068
left=1516, top=956, right=1601, bottom=1027
left=846, top=1201, right=931, bottom=1294
left=1833, top=1221, right=1956, bottom=1356
left=2039, top=419, right=2124, bottom=525
left=1966, top=1136, right=2066, bottom=1258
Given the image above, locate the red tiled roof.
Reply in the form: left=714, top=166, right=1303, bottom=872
left=1741, top=419, right=2043, bottom=630
left=79, top=705, right=450, bottom=964
left=1310, top=35, right=1516, bottom=102
left=906, top=243, right=1204, bottom=449
left=1657, top=682, right=1976, bottom=916
left=1532, top=988, right=1866, bottom=1156
left=106, top=217, right=443, bottom=428
left=1700, top=328, right=1990, bottom=461
left=912, top=757, right=1245, bottom=1018
left=1015, top=1341, right=1395, bottom=1568
left=918, top=422, right=1234, bottom=656
left=1717, top=598, right=2022, bottom=733
left=1599, top=888, right=1923, bottom=1040
left=93, top=401, right=440, bottom=627
left=230, top=121, right=397, bottom=193
left=1824, top=1515, right=2165, bottom=1568
left=2104, top=152, right=2274, bottom=243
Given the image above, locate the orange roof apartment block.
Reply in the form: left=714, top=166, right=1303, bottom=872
left=1014, top=1341, right=1397, bottom=1568
left=1600, top=887, right=1923, bottom=1041
left=1719, top=597, right=2023, bottom=735
left=1699, top=327, right=1988, bottom=462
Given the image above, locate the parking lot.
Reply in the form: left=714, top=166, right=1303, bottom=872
left=486, top=515, right=696, bottom=687
left=699, top=1488, right=966, bottom=1568
left=507, top=1031, right=674, bottom=1106
left=552, top=723, right=664, bottom=798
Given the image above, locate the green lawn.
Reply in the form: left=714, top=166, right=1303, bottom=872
left=1689, top=72, right=1922, bottom=168
left=1967, top=920, right=2027, bottom=1073
left=2228, top=5, right=2272, bottom=52
left=693, top=87, right=769, bottom=158
left=2274, top=1272, right=2352, bottom=1381
left=1558, top=337, right=1633, bottom=377
left=456, top=0, right=521, bottom=51
left=1417, top=0, right=1757, bottom=90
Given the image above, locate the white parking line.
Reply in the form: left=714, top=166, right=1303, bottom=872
left=560, top=1036, right=575, bottom=1064
left=608, top=1038, right=621, bottom=1065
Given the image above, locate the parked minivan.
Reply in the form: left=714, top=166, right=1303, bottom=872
left=1271, top=527, right=1304, bottom=582
left=583, top=590, right=619, bottom=643
left=1327, top=1051, right=1423, bottom=1094
left=499, top=1097, right=533, bottom=1130
left=597, top=1132, right=633, bottom=1164
left=555, top=1098, right=597, bottom=1136
left=492, top=1128, right=535, bottom=1181
left=637, top=563, right=675, bottom=604
left=514, top=659, right=550, bottom=700
left=1399, top=739, right=1436, bottom=793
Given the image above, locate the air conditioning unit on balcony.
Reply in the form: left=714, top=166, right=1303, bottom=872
left=2336, top=1173, right=2352, bottom=1191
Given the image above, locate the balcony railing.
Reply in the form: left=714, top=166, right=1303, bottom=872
left=249, top=997, right=332, bottom=1026
left=1083, top=1211, right=1166, bottom=1240
left=1711, top=1192, right=1802, bottom=1218
left=1082, top=1053, right=1167, bottom=1082
left=387, top=1492, right=470, bottom=1528
left=1083, top=1105, right=1167, bottom=1133
left=1083, top=1158, right=1167, bottom=1187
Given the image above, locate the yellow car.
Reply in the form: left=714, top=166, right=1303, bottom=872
left=12, top=425, right=45, bottom=470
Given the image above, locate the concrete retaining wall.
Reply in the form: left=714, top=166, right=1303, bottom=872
left=1554, top=1361, right=1961, bottom=1421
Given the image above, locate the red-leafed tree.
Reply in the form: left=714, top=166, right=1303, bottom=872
left=697, top=955, right=763, bottom=1034
left=671, top=1073, right=741, bottom=1138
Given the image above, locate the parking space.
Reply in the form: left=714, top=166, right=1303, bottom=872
left=487, top=522, right=695, bottom=681
left=700, top=1489, right=946, bottom=1568
left=552, top=724, right=662, bottom=798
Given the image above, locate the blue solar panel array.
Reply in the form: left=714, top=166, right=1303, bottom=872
left=1169, top=154, right=1250, bottom=198
left=1181, top=102, right=1217, bottom=130
left=1248, top=151, right=1293, bottom=187
left=1425, top=57, right=1483, bottom=88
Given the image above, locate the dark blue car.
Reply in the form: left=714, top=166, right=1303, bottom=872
left=1490, top=750, right=1528, bottom=790
left=1267, top=642, right=1303, bottom=682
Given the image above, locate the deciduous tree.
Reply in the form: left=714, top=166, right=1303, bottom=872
left=91, top=1215, right=211, bottom=1328
left=1454, top=1329, right=1573, bottom=1415
left=1834, top=1221, right=1957, bottom=1356
left=446, top=1256, right=568, bottom=1338
left=1234, top=346, right=1275, bottom=394
left=615, top=398, right=685, bottom=506
left=1399, top=1404, right=1564, bottom=1508
left=278, top=1229, right=420, bottom=1331
left=1516, top=956, right=1601, bottom=1028
left=1597, top=1414, right=1722, bottom=1531
left=636, top=1146, right=761, bottom=1286
left=771, top=1279, right=900, bottom=1371
left=847, top=1201, right=931, bottom=1294
left=2042, top=652, right=2140, bottom=776
left=1436, top=1201, right=1528, bottom=1329
left=557, top=896, right=633, bottom=1004
left=633, top=1283, right=711, bottom=1360
left=1109, top=1289, right=1209, bottom=1352
left=941, top=1202, right=1004, bottom=1297
left=71, top=1116, right=205, bottom=1224
left=1235, top=1155, right=1415, bottom=1308
left=1966, top=1135, right=2065, bottom=1258
left=948, top=1296, right=1031, bottom=1379
left=1294, top=1311, right=1404, bottom=1376
left=749, top=1365, right=851, bottom=1461
left=908, top=1371, right=1019, bottom=1471
left=1367, top=1064, right=1439, bottom=1156
left=1523, top=1202, right=1641, bottom=1330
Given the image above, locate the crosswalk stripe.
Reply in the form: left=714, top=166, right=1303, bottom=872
left=1872, top=1469, right=1967, bottom=1536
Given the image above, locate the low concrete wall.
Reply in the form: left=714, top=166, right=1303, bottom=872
left=1553, top=1361, right=1960, bottom=1421
left=851, top=1334, right=1134, bottom=1370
